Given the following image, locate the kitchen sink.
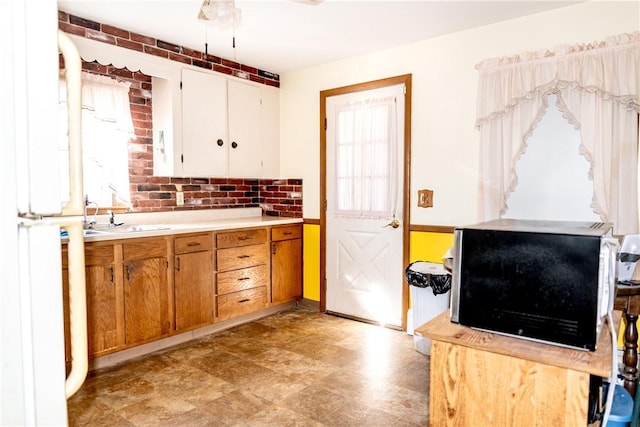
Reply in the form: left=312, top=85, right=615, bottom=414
left=111, top=225, right=171, bottom=233
left=82, top=229, right=107, bottom=236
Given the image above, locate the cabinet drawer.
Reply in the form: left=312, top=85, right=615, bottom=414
left=217, top=265, right=268, bottom=295
left=217, top=287, right=267, bottom=320
left=271, top=224, right=302, bottom=241
left=62, top=243, right=115, bottom=268
left=216, top=228, right=268, bottom=249
left=85, top=244, right=115, bottom=266
left=123, top=238, right=166, bottom=261
left=217, top=243, right=269, bottom=272
left=175, top=233, right=212, bottom=254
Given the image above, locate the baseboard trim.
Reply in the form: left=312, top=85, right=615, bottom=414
left=325, top=310, right=403, bottom=331
left=90, top=302, right=297, bottom=371
left=296, top=298, right=320, bottom=312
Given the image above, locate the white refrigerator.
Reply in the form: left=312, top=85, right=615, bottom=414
left=1, top=1, right=88, bottom=424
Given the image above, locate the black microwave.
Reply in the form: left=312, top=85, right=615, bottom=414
left=450, top=219, right=617, bottom=351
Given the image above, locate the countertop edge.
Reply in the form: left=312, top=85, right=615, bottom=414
left=64, top=217, right=303, bottom=243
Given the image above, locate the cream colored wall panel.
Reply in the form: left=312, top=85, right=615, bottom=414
left=279, top=1, right=639, bottom=226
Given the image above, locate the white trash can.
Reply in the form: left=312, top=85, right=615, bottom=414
left=405, top=261, right=451, bottom=355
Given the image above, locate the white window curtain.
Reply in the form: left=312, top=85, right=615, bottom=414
left=476, top=32, right=640, bottom=234
left=59, top=71, right=134, bottom=207
left=333, top=95, right=398, bottom=219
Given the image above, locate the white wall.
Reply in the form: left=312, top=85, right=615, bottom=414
left=279, top=0, right=640, bottom=226
left=504, top=95, right=600, bottom=223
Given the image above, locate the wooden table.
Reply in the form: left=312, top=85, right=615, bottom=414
left=415, top=311, right=618, bottom=427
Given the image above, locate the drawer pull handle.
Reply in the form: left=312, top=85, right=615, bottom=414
left=239, top=298, right=250, bottom=303
left=283, top=232, right=293, bottom=235
left=238, top=277, right=250, bottom=281
left=187, top=242, right=201, bottom=247
left=238, top=255, right=251, bottom=259
left=238, top=236, right=249, bottom=241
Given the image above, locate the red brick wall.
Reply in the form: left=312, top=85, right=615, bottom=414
left=58, top=11, right=302, bottom=218
left=57, top=11, right=279, bottom=87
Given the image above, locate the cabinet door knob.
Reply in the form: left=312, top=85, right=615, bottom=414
left=217, top=139, right=224, bottom=147
left=231, top=141, right=238, bottom=149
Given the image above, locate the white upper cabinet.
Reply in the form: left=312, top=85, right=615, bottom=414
left=260, top=85, right=280, bottom=178
left=181, top=68, right=228, bottom=177
left=227, top=80, right=261, bottom=178
left=179, top=68, right=279, bottom=178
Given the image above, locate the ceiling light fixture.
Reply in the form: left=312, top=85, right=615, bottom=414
left=199, top=0, right=241, bottom=30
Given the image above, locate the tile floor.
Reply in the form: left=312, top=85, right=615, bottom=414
left=67, top=308, right=430, bottom=426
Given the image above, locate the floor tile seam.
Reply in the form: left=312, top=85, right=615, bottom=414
left=232, top=403, right=328, bottom=427
left=196, top=393, right=278, bottom=424
left=248, top=361, right=342, bottom=383
left=252, top=348, right=343, bottom=370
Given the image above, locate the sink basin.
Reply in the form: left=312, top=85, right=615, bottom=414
left=83, top=229, right=107, bottom=236
left=112, top=225, right=171, bottom=233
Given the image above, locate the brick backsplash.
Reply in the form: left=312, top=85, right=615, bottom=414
left=139, top=177, right=302, bottom=217
left=58, top=10, right=302, bottom=218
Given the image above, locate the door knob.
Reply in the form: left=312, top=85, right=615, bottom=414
left=384, top=218, right=400, bottom=229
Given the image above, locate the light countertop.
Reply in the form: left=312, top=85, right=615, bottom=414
left=65, top=207, right=302, bottom=242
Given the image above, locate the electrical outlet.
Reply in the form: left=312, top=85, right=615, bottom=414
left=176, top=191, right=184, bottom=206
left=418, top=189, right=433, bottom=208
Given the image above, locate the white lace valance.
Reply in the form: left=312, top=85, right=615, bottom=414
left=475, top=32, right=640, bottom=127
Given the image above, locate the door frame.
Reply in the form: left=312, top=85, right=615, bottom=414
left=319, top=74, right=412, bottom=330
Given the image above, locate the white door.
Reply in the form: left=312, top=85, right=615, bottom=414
left=325, top=84, right=405, bottom=327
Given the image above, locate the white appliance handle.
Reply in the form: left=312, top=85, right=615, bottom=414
left=58, top=30, right=84, bottom=217
left=58, top=29, right=88, bottom=399
left=62, top=221, right=88, bottom=399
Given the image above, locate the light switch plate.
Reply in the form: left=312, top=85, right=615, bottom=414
left=176, top=191, right=184, bottom=206
left=418, top=189, right=433, bottom=208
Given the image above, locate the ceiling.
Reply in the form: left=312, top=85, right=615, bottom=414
left=57, top=0, right=582, bottom=75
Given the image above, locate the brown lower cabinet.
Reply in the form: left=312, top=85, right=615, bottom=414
left=62, top=223, right=302, bottom=361
left=271, top=224, right=303, bottom=304
left=174, top=233, right=214, bottom=332
left=85, top=244, right=119, bottom=355
left=216, top=228, right=270, bottom=321
left=122, top=238, right=170, bottom=346
left=62, top=242, right=120, bottom=361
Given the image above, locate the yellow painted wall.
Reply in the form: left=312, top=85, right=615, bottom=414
left=409, top=231, right=454, bottom=263
left=303, top=223, right=320, bottom=301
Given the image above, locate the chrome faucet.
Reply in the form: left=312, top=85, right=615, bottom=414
left=83, top=195, right=99, bottom=229
left=107, top=210, right=125, bottom=228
